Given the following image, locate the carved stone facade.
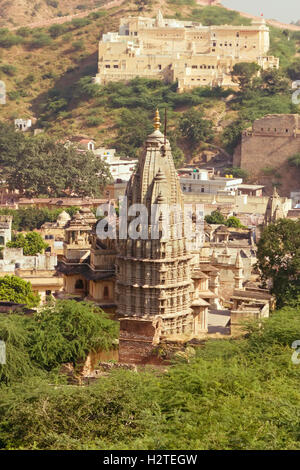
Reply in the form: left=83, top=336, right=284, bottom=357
left=116, top=111, right=197, bottom=354
left=56, top=114, right=275, bottom=363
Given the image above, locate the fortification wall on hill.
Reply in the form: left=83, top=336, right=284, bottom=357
left=234, top=115, right=300, bottom=196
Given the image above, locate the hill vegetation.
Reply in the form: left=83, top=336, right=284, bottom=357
left=0, top=2, right=299, bottom=165
left=0, top=301, right=300, bottom=449
left=0, top=0, right=106, bottom=28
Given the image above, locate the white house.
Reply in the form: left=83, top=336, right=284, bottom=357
left=95, top=148, right=138, bottom=182
left=179, top=169, right=243, bottom=195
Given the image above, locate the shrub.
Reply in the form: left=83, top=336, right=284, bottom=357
left=288, top=153, right=300, bottom=167
left=72, top=39, right=85, bottom=51
left=0, top=275, right=40, bottom=308
left=48, top=24, right=68, bottom=38
left=29, top=300, right=119, bottom=370
left=7, top=232, right=48, bottom=256
left=0, top=30, right=23, bottom=48
left=0, top=64, right=17, bottom=76
left=46, top=0, right=58, bottom=7
left=86, top=116, right=103, bottom=127
left=29, top=33, right=52, bottom=48
left=70, top=18, right=91, bottom=29
left=205, top=210, right=226, bottom=225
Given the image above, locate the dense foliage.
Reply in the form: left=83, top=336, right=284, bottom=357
left=179, top=109, right=214, bottom=150
left=29, top=300, right=119, bottom=370
left=0, top=300, right=118, bottom=385
left=186, top=5, right=252, bottom=26
left=0, top=123, right=112, bottom=197
left=288, top=153, right=300, bottom=168
left=0, top=315, right=38, bottom=385
left=0, top=275, right=40, bottom=308
left=257, top=219, right=300, bottom=307
left=7, top=231, right=48, bottom=256
left=231, top=62, right=260, bottom=92
left=0, top=4, right=299, bottom=165
left=0, top=207, right=78, bottom=232
left=0, top=307, right=300, bottom=449
left=205, top=210, right=244, bottom=228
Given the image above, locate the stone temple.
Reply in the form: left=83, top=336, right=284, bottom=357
left=116, top=111, right=200, bottom=362
left=57, top=112, right=274, bottom=365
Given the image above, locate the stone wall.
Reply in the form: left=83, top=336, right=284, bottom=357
left=183, top=193, right=291, bottom=215
left=119, top=317, right=162, bottom=364
left=234, top=115, right=300, bottom=196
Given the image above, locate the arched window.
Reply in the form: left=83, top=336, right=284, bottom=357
left=75, top=279, right=84, bottom=289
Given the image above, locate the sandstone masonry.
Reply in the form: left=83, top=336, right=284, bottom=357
left=95, top=11, right=279, bottom=91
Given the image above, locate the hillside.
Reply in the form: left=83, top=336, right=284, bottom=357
left=1, top=0, right=299, bottom=31
left=0, top=0, right=106, bottom=28
left=0, top=1, right=254, bottom=132
left=0, top=0, right=299, bottom=191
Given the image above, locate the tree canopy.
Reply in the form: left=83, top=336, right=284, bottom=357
left=0, top=275, right=40, bottom=308
left=29, top=300, right=119, bottom=370
left=0, top=124, right=112, bottom=198
left=226, top=216, right=245, bottom=228
left=179, top=108, right=214, bottom=149
left=205, top=211, right=244, bottom=228
left=288, top=153, right=300, bottom=168
left=231, top=62, right=260, bottom=91
left=0, top=207, right=78, bottom=232
left=257, top=219, right=300, bottom=307
left=1, top=306, right=300, bottom=449
left=205, top=210, right=226, bottom=225
left=7, top=231, right=48, bottom=256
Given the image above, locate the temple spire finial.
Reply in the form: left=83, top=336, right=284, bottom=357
left=153, top=108, right=161, bottom=131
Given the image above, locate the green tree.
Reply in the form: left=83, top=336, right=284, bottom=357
left=48, top=24, right=68, bottom=38
left=0, top=131, right=112, bottom=197
left=231, top=62, right=260, bottom=92
left=29, top=300, right=119, bottom=370
left=256, top=219, right=300, bottom=307
left=115, top=108, right=153, bottom=157
left=0, top=275, right=40, bottom=308
left=2, top=307, right=300, bottom=449
left=179, top=108, right=214, bottom=149
left=7, top=232, right=48, bottom=256
left=286, top=58, right=300, bottom=81
left=205, top=210, right=226, bottom=225
left=29, top=32, right=52, bottom=48
left=225, top=216, right=244, bottom=228
left=224, top=167, right=249, bottom=180
left=258, top=69, right=290, bottom=95
left=0, top=315, right=38, bottom=385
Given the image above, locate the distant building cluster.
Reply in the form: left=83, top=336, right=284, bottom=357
left=179, top=168, right=243, bottom=195
left=95, top=10, right=279, bottom=91
left=65, top=137, right=138, bottom=184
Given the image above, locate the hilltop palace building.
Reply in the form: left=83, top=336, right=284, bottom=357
left=95, top=10, right=279, bottom=91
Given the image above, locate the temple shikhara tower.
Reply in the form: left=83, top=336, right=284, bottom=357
left=117, top=111, right=202, bottom=363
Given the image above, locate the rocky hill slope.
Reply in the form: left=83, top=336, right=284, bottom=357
left=0, top=0, right=105, bottom=27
